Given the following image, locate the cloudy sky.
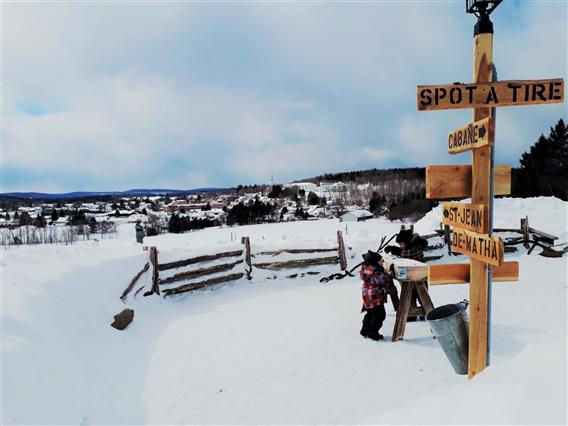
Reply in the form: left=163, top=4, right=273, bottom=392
left=2, top=1, right=566, bottom=193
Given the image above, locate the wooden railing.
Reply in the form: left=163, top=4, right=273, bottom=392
left=121, top=231, right=349, bottom=299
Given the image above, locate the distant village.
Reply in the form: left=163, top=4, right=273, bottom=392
left=0, top=169, right=433, bottom=246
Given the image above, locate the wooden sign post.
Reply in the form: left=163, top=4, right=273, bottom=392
left=417, top=4, right=564, bottom=379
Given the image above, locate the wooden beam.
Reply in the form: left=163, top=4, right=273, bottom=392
left=159, top=259, right=243, bottom=285
left=253, top=256, right=339, bottom=270
left=528, top=227, right=558, bottom=244
left=391, top=281, right=413, bottom=342
left=417, top=78, right=564, bottom=111
left=163, top=273, right=245, bottom=296
left=241, top=237, right=252, bottom=280
left=468, top=31, right=493, bottom=380
left=144, top=247, right=160, bottom=297
left=120, top=262, right=150, bottom=301
left=158, top=250, right=243, bottom=271
left=442, top=202, right=488, bottom=234
left=258, top=247, right=338, bottom=256
left=426, top=164, right=511, bottom=199
left=337, top=231, right=347, bottom=271
left=428, top=261, right=519, bottom=285
left=448, top=117, right=493, bottom=154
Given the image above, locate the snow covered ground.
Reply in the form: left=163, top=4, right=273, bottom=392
left=1, top=197, right=566, bottom=425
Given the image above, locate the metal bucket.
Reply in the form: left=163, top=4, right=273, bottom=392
left=426, top=302, right=469, bottom=375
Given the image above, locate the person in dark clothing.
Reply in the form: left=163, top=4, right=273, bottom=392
left=384, top=229, right=428, bottom=261
left=135, top=220, right=145, bottom=244
left=359, top=250, right=389, bottom=341
left=384, top=229, right=429, bottom=320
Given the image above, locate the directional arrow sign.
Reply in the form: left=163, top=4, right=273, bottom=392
left=417, top=78, right=564, bottom=111
left=442, top=202, right=488, bottom=234
left=448, top=117, right=492, bottom=154
left=450, top=227, right=504, bottom=267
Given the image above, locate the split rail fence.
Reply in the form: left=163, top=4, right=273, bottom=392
left=121, top=231, right=349, bottom=299
left=121, top=217, right=564, bottom=301
left=422, top=216, right=563, bottom=258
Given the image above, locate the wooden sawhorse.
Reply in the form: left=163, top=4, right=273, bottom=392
left=391, top=279, right=434, bottom=342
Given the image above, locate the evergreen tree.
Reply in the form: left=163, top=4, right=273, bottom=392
left=169, top=214, right=181, bottom=233
left=513, top=118, right=567, bottom=200
left=369, top=192, right=382, bottom=214
left=19, top=211, right=32, bottom=226
left=89, top=217, right=97, bottom=233
left=268, top=185, right=283, bottom=199
left=70, top=211, right=87, bottom=225
left=34, top=215, right=47, bottom=228
left=51, top=209, right=60, bottom=223
left=307, top=191, right=320, bottom=205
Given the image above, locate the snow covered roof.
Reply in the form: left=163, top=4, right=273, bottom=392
left=342, top=209, right=373, bottom=218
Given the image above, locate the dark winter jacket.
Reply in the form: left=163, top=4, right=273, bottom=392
left=385, top=232, right=428, bottom=261
left=360, top=265, right=388, bottom=309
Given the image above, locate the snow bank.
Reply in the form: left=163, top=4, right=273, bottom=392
left=2, top=198, right=566, bottom=424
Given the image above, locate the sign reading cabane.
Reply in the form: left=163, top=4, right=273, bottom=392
left=448, top=118, right=492, bottom=154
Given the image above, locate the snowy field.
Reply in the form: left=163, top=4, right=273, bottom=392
left=1, top=197, right=567, bottom=425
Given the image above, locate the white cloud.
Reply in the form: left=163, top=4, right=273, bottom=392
left=2, top=2, right=566, bottom=192
left=360, top=147, right=395, bottom=164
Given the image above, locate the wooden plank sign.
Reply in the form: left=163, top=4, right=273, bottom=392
left=442, top=202, right=488, bottom=234
left=448, top=117, right=492, bottom=154
left=450, top=227, right=504, bottom=267
left=417, top=78, right=564, bottom=111
left=426, top=164, right=511, bottom=199
left=428, top=261, right=519, bottom=285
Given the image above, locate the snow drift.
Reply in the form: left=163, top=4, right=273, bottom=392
left=1, top=197, right=566, bottom=424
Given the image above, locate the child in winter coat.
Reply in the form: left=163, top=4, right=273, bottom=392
left=359, top=250, right=389, bottom=341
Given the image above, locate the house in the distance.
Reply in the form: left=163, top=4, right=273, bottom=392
left=340, top=209, right=374, bottom=223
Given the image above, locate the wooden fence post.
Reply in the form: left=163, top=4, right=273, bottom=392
left=521, top=216, right=529, bottom=249
left=241, top=236, right=252, bottom=279
left=144, top=246, right=160, bottom=296
left=337, top=230, right=347, bottom=271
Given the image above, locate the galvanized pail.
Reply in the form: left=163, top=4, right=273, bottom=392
left=426, top=302, right=469, bottom=375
